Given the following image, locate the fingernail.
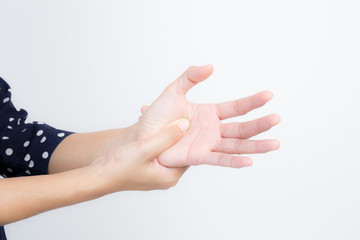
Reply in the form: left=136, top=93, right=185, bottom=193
left=177, top=119, right=190, bottom=132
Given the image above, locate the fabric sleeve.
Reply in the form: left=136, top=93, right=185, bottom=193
left=0, top=77, right=75, bottom=178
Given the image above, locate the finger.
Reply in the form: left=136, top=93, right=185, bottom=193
left=164, top=64, right=214, bottom=95
left=213, top=138, right=280, bottom=154
left=204, top=152, right=253, bottom=168
left=216, top=91, right=273, bottom=120
left=139, top=118, right=190, bottom=159
left=141, top=105, right=148, bottom=114
left=221, top=114, right=280, bottom=139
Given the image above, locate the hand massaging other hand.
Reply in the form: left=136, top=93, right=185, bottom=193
left=134, top=65, right=280, bottom=168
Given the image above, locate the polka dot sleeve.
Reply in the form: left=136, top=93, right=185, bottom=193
left=0, top=77, right=75, bottom=178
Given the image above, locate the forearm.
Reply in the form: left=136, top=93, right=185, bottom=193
left=0, top=163, right=108, bottom=225
left=0, top=118, right=190, bottom=225
left=48, top=123, right=139, bottom=173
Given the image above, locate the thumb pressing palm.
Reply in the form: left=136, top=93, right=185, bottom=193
left=136, top=65, right=280, bottom=168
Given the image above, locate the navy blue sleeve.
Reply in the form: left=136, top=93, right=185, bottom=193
left=0, top=77, right=75, bottom=178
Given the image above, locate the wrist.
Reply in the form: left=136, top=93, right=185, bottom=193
left=78, top=162, right=112, bottom=199
left=121, top=121, right=140, bottom=144
left=90, top=155, right=129, bottom=194
left=89, top=122, right=140, bottom=165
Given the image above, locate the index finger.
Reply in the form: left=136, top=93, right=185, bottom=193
left=216, top=91, right=273, bottom=120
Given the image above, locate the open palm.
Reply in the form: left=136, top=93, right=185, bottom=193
left=136, top=65, right=280, bottom=168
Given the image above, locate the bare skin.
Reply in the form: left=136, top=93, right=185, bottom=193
left=0, top=65, right=280, bottom=225
left=136, top=65, right=280, bottom=168
left=49, top=65, right=280, bottom=173
left=0, top=119, right=190, bottom=225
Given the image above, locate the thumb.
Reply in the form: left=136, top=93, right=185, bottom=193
left=164, top=64, right=214, bottom=96
left=139, top=118, right=190, bottom=159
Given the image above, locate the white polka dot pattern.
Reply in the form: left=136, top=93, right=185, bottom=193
left=28, top=160, right=34, bottom=168
left=42, top=151, right=49, bottom=159
left=0, top=77, right=74, bottom=177
left=5, top=148, right=13, bottom=156
left=24, top=154, right=31, bottom=161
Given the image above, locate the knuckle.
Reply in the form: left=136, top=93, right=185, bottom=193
left=232, top=99, right=243, bottom=114
left=217, top=152, right=227, bottom=165
left=217, top=152, right=226, bottom=160
left=234, top=140, right=243, bottom=152
left=185, top=66, right=196, bottom=81
left=220, top=123, right=225, bottom=136
left=237, top=123, right=245, bottom=137
left=256, top=118, right=262, bottom=131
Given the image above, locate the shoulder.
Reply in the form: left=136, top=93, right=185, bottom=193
left=0, top=77, right=11, bottom=101
left=0, top=77, right=11, bottom=91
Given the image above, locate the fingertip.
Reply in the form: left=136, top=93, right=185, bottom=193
left=232, top=157, right=253, bottom=168
left=141, top=105, right=148, bottom=114
left=244, top=157, right=253, bottom=167
left=271, top=139, right=281, bottom=150
left=187, top=64, right=214, bottom=83
left=269, top=113, right=281, bottom=126
left=176, top=118, right=190, bottom=133
left=202, top=64, right=214, bottom=73
left=260, top=90, right=274, bottom=101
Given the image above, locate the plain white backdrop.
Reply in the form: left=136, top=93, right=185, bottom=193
left=1, top=0, right=359, bottom=239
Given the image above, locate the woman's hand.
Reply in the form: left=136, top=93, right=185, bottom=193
left=133, top=65, right=280, bottom=168
left=49, top=64, right=280, bottom=173
left=0, top=118, right=190, bottom=225
left=92, top=118, right=191, bottom=192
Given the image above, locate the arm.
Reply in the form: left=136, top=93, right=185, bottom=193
left=0, top=163, right=104, bottom=225
left=48, top=123, right=138, bottom=173
left=0, top=77, right=140, bottom=175
left=50, top=65, right=281, bottom=173
left=0, top=118, right=190, bottom=225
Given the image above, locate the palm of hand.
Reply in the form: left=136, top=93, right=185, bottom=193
left=137, top=94, right=221, bottom=167
left=136, top=65, right=280, bottom=168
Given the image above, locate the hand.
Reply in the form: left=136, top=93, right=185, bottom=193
left=91, top=118, right=191, bottom=192
left=135, top=65, right=280, bottom=168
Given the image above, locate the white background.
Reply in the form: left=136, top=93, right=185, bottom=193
left=1, top=0, right=360, bottom=239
